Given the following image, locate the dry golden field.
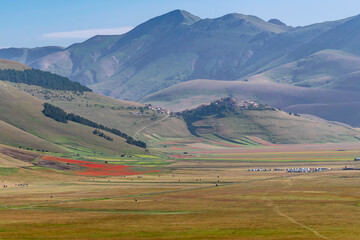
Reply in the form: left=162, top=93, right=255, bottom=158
left=1, top=141, right=360, bottom=239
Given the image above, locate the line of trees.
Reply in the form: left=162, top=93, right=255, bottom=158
left=42, top=103, right=147, bottom=148
left=0, top=69, right=92, bottom=92
left=93, top=130, right=113, bottom=141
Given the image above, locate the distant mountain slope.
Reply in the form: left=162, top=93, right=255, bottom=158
left=0, top=10, right=294, bottom=100
left=284, top=102, right=360, bottom=127
left=247, top=49, right=360, bottom=90
left=0, top=10, right=359, bottom=104
left=0, top=46, right=64, bottom=65
left=287, top=14, right=360, bottom=59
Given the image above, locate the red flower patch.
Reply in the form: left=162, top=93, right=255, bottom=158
left=170, top=155, right=189, bottom=158
left=41, top=156, right=157, bottom=176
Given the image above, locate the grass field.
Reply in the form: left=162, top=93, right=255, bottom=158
left=9, top=82, right=190, bottom=139
left=0, top=81, right=147, bottom=155
left=0, top=140, right=360, bottom=239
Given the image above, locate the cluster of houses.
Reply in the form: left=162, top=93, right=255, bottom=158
left=248, top=167, right=331, bottom=173
left=146, top=105, right=171, bottom=115
left=238, top=100, right=259, bottom=108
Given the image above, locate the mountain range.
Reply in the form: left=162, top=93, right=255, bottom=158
left=1, top=10, right=360, bottom=126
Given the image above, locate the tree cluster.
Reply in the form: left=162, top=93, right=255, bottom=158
left=42, top=103, right=68, bottom=123
left=42, top=103, right=147, bottom=148
left=93, top=130, right=113, bottom=141
left=0, top=69, right=92, bottom=92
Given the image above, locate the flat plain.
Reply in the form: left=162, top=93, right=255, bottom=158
left=1, top=140, right=360, bottom=240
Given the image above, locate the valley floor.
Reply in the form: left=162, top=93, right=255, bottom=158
left=0, top=141, right=360, bottom=239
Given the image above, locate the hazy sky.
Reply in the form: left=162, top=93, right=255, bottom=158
left=1, top=0, right=360, bottom=48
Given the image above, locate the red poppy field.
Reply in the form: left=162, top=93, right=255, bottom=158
left=41, top=156, right=157, bottom=176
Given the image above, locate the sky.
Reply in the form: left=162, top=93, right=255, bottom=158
left=1, top=0, right=360, bottom=48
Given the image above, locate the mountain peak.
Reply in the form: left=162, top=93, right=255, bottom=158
left=161, top=9, right=201, bottom=25
left=268, top=18, right=287, bottom=26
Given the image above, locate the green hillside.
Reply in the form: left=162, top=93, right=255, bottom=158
left=9, top=82, right=192, bottom=140
left=142, top=79, right=360, bottom=126
left=0, top=81, right=146, bottom=155
left=4, top=79, right=360, bottom=149
left=178, top=98, right=360, bottom=144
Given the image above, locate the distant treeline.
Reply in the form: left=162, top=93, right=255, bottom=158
left=42, top=103, right=146, bottom=148
left=0, top=69, right=92, bottom=92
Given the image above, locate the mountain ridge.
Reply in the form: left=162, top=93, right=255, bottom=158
left=0, top=10, right=360, bottom=127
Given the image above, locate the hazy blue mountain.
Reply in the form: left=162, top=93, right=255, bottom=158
left=287, top=15, right=360, bottom=60
left=247, top=49, right=360, bottom=90
left=0, top=10, right=292, bottom=100
left=268, top=19, right=287, bottom=26
left=0, top=10, right=359, bottom=103
left=0, top=46, right=64, bottom=65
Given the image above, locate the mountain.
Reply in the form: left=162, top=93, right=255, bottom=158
left=287, top=14, right=360, bottom=60
left=0, top=10, right=293, bottom=100
left=0, top=11, right=354, bottom=102
left=0, top=46, right=64, bottom=65
left=1, top=10, right=360, bottom=127
left=247, top=49, right=360, bottom=90
left=268, top=19, right=287, bottom=26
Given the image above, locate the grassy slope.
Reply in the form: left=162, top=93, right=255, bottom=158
left=0, top=81, right=145, bottom=155
left=7, top=83, right=359, bottom=146
left=141, top=79, right=360, bottom=127
left=10, top=83, right=193, bottom=140
left=193, top=110, right=359, bottom=144
left=0, top=120, right=61, bottom=152
left=0, top=59, right=30, bottom=71
left=142, top=79, right=360, bottom=111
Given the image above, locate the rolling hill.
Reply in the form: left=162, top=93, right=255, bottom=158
left=8, top=79, right=359, bottom=146
left=177, top=98, right=359, bottom=144
left=9, top=82, right=191, bottom=140
left=0, top=81, right=146, bottom=155
left=142, top=79, right=360, bottom=127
